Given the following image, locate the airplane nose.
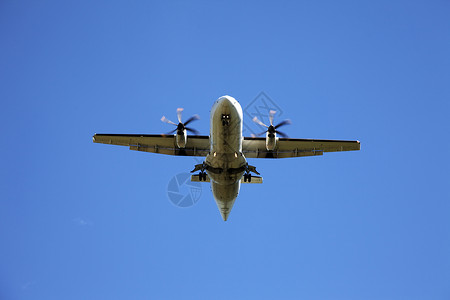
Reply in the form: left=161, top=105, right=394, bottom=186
left=217, top=96, right=233, bottom=107
left=212, top=95, right=242, bottom=124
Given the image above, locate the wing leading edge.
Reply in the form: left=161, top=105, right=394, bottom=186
left=93, top=134, right=210, bottom=157
left=242, top=137, right=360, bottom=159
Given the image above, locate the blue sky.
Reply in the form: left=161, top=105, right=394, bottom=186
left=1, top=0, right=449, bottom=299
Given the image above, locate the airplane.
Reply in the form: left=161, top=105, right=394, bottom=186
left=93, top=95, right=360, bottom=221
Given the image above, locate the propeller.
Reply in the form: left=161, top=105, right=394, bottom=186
left=252, top=110, right=291, bottom=138
left=161, top=108, right=200, bottom=135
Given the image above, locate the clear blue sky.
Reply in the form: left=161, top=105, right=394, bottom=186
left=1, top=1, right=449, bottom=299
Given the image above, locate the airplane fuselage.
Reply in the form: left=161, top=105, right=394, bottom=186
left=205, top=96, right=246, bottom=220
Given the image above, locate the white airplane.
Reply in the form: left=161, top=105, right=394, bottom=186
left=93, top=95, right=360, bottom=221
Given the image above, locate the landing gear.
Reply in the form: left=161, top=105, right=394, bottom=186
left=191, top=162, right=208, bottom=181
left=191, top=162, right=206, bottom=173
left=242, top=163, right=260, bottom=183
left=243, top=173, right=252, bottom=183
left=244, top=163, right=260, bottom=175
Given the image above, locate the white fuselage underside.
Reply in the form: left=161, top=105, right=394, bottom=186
left=205, top=96, right=247, bottom=220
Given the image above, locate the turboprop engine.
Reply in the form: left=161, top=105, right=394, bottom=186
left=252, top=110, right=291, bottom=151
left=161, top=108, right=199, bottom=148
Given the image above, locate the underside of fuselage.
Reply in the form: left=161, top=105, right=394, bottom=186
left=205, top=96, right=246, bottom=221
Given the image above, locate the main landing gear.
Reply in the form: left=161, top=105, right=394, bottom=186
left=243, top=173, right=252, bottom=182
left=243, top=163, right=260, bottom=183
left=191, top=162, right=208, bottom=181
left=198, top=172, right=207, bottom=181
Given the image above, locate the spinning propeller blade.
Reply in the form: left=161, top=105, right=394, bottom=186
left=251, top=110, right=291, bottom=137
left=161, top=108, right=200, bottom=135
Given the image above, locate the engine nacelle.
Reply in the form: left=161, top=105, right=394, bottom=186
left=176, top=130, right=187, bottom=148
left=266, top=132, right=277, bottom=151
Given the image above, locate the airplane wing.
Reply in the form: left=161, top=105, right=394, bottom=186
left=242, top=137, right=360, bottom=159
left=93, top=134, right=210, bottom=156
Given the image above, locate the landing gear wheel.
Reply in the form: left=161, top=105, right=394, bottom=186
left=199, top=172, right=206, bottom=181
left=243, top=173, right=251, bottom=182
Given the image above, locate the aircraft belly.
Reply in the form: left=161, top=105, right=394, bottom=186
left=211, top=181, right=241, bottom=221
left=206, top=96, right=245, bottom=221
